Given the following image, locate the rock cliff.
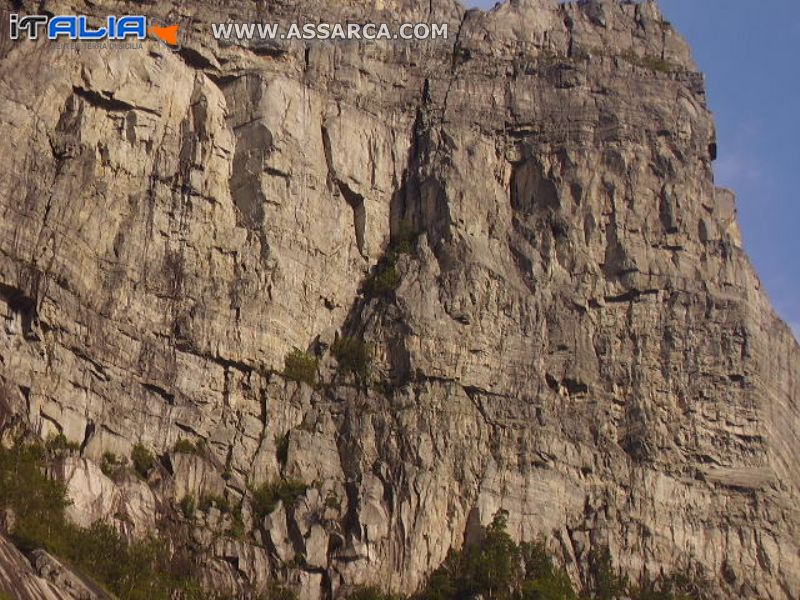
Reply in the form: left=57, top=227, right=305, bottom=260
left=0, top=0, right=798, bottom=598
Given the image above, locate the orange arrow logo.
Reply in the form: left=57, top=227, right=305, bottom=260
left=149, top=24, right=179, bottom=46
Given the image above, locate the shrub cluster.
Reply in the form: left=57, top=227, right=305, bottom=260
left=283, top=349, right=318, bottom=386
left=179, top=495, right=196, bottom=519
left=45, top=433, right=80, bottom=455
left=324, top=490, right=342, bottom=511
left=363, top=257, right=401, bottom=299
left=362, top=221, right=418, bottom=300
left=100, top=452, right=129, bottom=479
left=173, top=438, right=206, bottom=456
left=251, top=479, right=309, bottom=522
left=131, top=443, right=155, bottom=479
left=346, top=512, right=710, bottom=600
left=331, top=336, right=371, bottom=381
left=620, top=49, right=679, bottom=73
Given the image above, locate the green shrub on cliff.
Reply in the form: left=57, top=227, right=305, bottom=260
left=252, top=479, right=309, bottom=521
left=332, top=336, right=371, bottom=380
left=100, top=451, right=128, bottom=479
left=131, top=443, right=155, bottom=478
left=179, top=494, right=196, bottom=519
left=283, top=348, right=318, bottom=386
left=362, top=222, right=420, bottom=300
left=619, top=49, right=679, bottom=73
left=363, top=259, right=401, bottom=298
left=173, top=438, right=206, bottom=456
left=45, top=433, right=80, bottom=455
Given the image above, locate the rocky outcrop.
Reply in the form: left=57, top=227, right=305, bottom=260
left=0, top=534, right=108, bottom=599
left=0, top=0, right=797, bottom=598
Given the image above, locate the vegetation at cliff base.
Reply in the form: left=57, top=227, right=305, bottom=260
left=0, top=443, right=198, bottom=599
left=415, top=511, right=579, bottom=600
left=0, top=444, right=70, bottom=551
left=0, top=441, right=711, bottom=600
left=347, top=512, right=710, bottom=600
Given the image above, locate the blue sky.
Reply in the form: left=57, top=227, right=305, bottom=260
left=465, top=0, right=799, bottom=340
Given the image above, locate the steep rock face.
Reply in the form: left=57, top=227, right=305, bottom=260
left=0, top=533, right=109, bottom=599
left=0, top=0, right=797, bottom=598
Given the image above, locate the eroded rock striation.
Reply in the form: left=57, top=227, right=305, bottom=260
left=0, top=0, right=797, bottom=598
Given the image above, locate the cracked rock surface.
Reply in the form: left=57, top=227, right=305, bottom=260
left=0, top=0, right=798, bottom=598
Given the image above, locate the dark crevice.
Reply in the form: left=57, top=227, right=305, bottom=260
left=72, top=86, right=160, bottom=116
left=39, top=411, right=63, bottom=435
left=0, top=282, right=37, bottom=336
left=604, top=289, right=658, bottom=304
left=441, top=11, right=469, bottom=124
left=69, top=346, right=110, bottom=382
left=207, top=73, right=242, bottom=87
left=80, top=421, right=96, bottom=454
left=177, top=46, right=215, bottom=71
left=562, top=377, right=588, bottom=396
left=321, top=124, right=367, bottom=258
left=173, top=422, right=203, bottom=439
left=249, top=42, right=287, bottom=58
left=142, top=382, right=176, bottom=405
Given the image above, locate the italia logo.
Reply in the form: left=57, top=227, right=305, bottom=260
left=8, top=14, right=180, bottom=47
left=149, top=24, right=179, bottom=46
